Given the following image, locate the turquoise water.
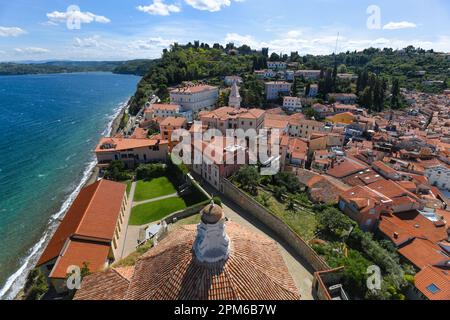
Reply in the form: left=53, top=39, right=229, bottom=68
left=0, top=72, right=140, bottom=298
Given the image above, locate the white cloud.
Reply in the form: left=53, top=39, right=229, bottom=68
left=46, top=9, right=110, bottom=26
left=184, top=0, right=243, bottom=12
left=73, top=36, right=104, bottom=48
left=0, top=26, right=27, bottom=37
left=129, top=37, right=175, bottom=50
left=15, top=47, right=50, bottom=54
left=383, top=21, right=417, bottom=30
left=224, top=31, right=450, bottom=56
left=137, top=0, right=181, bottom=16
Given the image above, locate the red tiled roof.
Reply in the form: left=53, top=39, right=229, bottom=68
left=49, top=240, right=110, bottom=279
left=37, top=180, right=126, bottom=266
left=125, top=223, right=300, bottom=300
left=378, top=211, right=448, bottom=246
left=414, top=265, right=450, bottom=300
left=74, top=267, right=133, bottom=300
left=367, top=179, right=418, bottom=201
left=398, top=238, right=449, bottom=269
left=95, top=137, right=168, bottom=153
left=150, top=103, right=180, bottom=111
left=160, top=116, right=187, bottom=127
left=75, top=223, right=301, bottom=300
left=170, top=84, right=217, bottom=94
left=326, top=157, right=368, bottom=179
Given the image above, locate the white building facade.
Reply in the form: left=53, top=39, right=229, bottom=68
left=425, top=165, right=450, bottom=191
left=265, top=81, right=292, bottom=101
left=170, top=85, right=219, bottom=113
left=267, top=61, right=287, bottom=70
left=283, top=96, right=302, bottom=113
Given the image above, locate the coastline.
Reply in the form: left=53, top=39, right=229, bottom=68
left=83, top=98, right=129, bottom=187
left=1, top=97, right=132, bottom=300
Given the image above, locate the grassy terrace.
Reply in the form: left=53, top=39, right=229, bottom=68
left=254, top=188, right=318, bottom=240
left=133, top=177, right=177, bottom=202
left=129, top=186, right=208, bottom=226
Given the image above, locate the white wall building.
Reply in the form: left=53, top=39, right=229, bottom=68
left=255, top=69, right=275, bottom=79
left=170, top=84, right=219, bottom=113
left=267, top=61, right=287, bottom=70
left=425, top=165, right=450, bottom=191
left=224, top=76, right=243, bottom=86
left=283, top=96, right=302, bottom=112
left=265, top=81, right=292, bottom=101
left=295, top=70, right=321, bottom=80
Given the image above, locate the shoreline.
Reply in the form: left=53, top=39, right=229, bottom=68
left=83, top=99, right=129, bottom=187
left=0, top=97, right=132, bottom=300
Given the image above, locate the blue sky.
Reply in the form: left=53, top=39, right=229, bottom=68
left=0, top=0, right=449, bottom=61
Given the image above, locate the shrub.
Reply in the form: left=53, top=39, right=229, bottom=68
left=234, top=166, right=260, bottom=195
left=104, top=161, right=132, bottom=181
left=136, top=163, right=165, bottom=180
left=273, top=185, right=287, bottom=202
left=24, top=268, right=48, bottom=300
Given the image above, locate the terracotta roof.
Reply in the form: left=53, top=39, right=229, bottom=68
left=75, top=180, right=126, bottom=241
left=160, top=116, right=187, bottom=127
left=75, top=222, right=300, bottom=300
left=326, top=157, right=368, bottom=179
left=414, top=265, right=450, bottom=300
left=201, top=106, right=265, bottom=121
left=37, top=180, right=126, bottom=266
left=398, top=238, right=449, bottom=269
left=288, top=138, right=308, bottom=160
left=49, top=240, right=110, bottom=279
left=264, top=114, right=289, bottom=130
left=74, top=267, right=133, bottom=300
left=378, top=211, right=449, bottom=246
left=367, top=179, right=418, bottom=200
left=342, top=170, right=384, bottom=187
left=95, top=137, right=168, bottom=153
left=372, top=161, right=399, bottom=175
left=124, top=223, right=300, bottom=300
left=171, top=84, right=217, bottom=94
left=130, top=127, right=148, bottom=139
left=150, top=103, right=180, bottom=111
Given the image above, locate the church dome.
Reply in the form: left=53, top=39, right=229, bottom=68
left=75, top=203, right=301, bottom=300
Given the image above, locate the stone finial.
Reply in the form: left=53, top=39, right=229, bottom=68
left=193, top=203, right=230, bottom=263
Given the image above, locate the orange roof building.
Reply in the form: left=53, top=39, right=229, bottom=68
left=200, top=106, right=266, bottom=134
left=170, top=84, right=219, bottom=113
left=95, top=137, right=168, bottom=169
left=36, top=179, right=128, bottom=293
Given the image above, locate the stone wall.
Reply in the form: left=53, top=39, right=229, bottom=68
left=222, top=178, right=330, bottom=271
left=163, top=202, right=207, bottom=225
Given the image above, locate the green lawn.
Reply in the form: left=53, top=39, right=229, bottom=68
left=130, top=196, right=186, bottom=225
left=133, top=177, right=177, bottom=202
left=174, top=214, right=202, bottom=227
left=129, top=186, right=209, bottom=226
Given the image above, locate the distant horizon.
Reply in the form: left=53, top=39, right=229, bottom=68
left=1, top=0, right=449, bottom=61
left=1, top=43, right=448, bottom=64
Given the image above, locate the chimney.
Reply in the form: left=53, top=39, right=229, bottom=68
left=393, top=232, right=399, bottom=240
left=193, top=201, right=230, bottom=264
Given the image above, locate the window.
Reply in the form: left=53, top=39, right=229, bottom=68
left=426, top=284, right=441, bottom=294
